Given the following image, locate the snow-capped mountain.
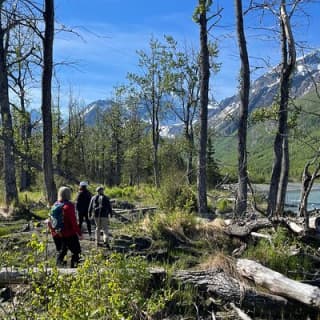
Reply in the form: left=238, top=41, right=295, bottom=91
left=82, top=99, right=113, bottom=126
left=209, top=49, right=320, bottom=134
left=83, top=49, right=320, bottom=135
left=83, top=96, right=194, bottom=128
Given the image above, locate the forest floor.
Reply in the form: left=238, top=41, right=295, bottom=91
left=2, top=192, right=320, bottom=319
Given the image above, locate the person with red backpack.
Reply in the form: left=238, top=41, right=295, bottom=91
left=76, top=181, right=93, bottom=240
left=48, top=186, right=82, bottom=267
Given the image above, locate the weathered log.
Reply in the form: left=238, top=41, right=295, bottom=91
left=173, top=268, right=288, bottom=317
left=229, top=302, right=252, bottom=320
left=225, top=218, right=272, bottom=238
left=309, top=216, right=320, bottom=232
left=250, top=231, right=272, bottom=242
left=0, top=267, right=76, bottom=285
left=237, top=258, right=320, bottom=308
left=283, top=219, right=304, bottom=235
left=0, top=266, right=165, bottom=286
left=277, top=216, right=320, bottom=235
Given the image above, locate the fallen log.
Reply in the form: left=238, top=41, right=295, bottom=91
left=225, top=218, right=272, bottom=238
left=236, top=258, right=320, bottom=308
left=173, top=268, right=289, bottom=317
left=0, top=267, right=76, bottom=285
left=229, top=302, right=252, bottom=320
left=250, top=231, right=272, bottom=242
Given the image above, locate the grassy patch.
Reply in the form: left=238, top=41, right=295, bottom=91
left=243, top=227, right=313, bottom=279
left=0, top=224, right=22, bottom=237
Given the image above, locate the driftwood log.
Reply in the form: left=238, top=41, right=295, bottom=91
left=173, top=267, right=290, bottom=317
left=225, top=218, right=272, bottom=238
left=0, top=267, right=77, bottom=285
left=224, top=215, right=320, bottom=239
left=277, top=216, right=320, bottom=237
left=237, top=258, right=320, bottom=308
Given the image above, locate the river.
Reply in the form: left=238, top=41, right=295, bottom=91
left=254, top=183, right=320, bottom=212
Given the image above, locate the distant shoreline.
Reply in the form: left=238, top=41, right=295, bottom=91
left=253, top=183, right=320, bottom=193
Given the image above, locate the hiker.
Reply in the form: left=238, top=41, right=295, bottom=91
left=88, top=186, right=113, bottom=248
left=76, top=181, right=93, bottom=240
left=49, top=186, right=82, bottom=268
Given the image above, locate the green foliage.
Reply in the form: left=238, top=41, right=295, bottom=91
left=157, top=175, right=197, bottom=212
left=105, top=186, right=139, bottom=201
left=216, top=90, right=320, bottom=182
left=0, top=243, right=176, bottom=320
left=244, top=228, right=312, bottom=278
left=216, top=198, right=232, bottom=213
left=145, top=211, right=198, bottom=244
left=0, top=224, right=22, bottom=237
left=193, top=0, right=213, bottom=22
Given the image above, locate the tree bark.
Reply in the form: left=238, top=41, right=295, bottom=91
left=41, top=0, right=57, bottom=204
left=267, top=0, right=296, bottom=217
left=299, top=158, right=320, bottom=231
left=234, top=0, right=250, bottom=217
left=0, top=5, right=18, bottom=206
left=197, top=2, right=210, bottom=214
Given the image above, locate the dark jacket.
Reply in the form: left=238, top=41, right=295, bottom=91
left=88, top=194, right=112, bottom=218
left=76, top=188, right=92, bottom=214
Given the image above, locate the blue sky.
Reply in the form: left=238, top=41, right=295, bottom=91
left=52, top=0, right=320, bottom=109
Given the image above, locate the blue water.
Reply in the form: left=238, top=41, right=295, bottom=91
left=285, top=187, right=320, bottom=212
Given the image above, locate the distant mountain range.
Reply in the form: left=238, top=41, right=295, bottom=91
left=208, top=49, right=320, bottom=134
left=81, top=49, right=320, bottom=135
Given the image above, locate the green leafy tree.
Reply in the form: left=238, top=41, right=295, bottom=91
left=127, top=36, right=174, bottom=188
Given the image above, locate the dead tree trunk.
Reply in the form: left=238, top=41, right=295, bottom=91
left=234, top=0, right=250, bottom=217
left=299, top=156, right=320, bottom=231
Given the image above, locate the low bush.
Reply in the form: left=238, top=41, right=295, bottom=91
left=244, top=227, right=313, bottom=278
left=157, top=176, right=197, bottom=212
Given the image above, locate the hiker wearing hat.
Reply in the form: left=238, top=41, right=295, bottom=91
left=88, top=186, right=113, bottom=248
left=76, top=181, right=93, bottom=240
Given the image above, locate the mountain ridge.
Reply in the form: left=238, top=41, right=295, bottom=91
left=83, top=49, right=320, bottom=135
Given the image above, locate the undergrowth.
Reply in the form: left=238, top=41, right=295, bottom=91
left=244, top=227, right=313, bottom=279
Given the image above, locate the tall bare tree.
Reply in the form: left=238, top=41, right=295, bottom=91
left=234, top=0, right=250, bottom=216
left=41, top=0, right=56, bottom=204
left=267, top=0, right=296, bottom=217
left=194, top=0, right=211, bottom=214
left=194, top=0, right=222, bottom=214
left=0, top=1, right=18, bottom=205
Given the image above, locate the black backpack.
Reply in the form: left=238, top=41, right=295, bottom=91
left=93, top=195, right=103, bottom=216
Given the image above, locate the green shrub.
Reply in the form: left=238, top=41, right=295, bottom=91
left=0, top=248, right=172, bottom=320
left=145, top=211, right=198, bottom=245
left=216, top=198, right=232, bottom=213
left=244, top=227, right=312, bottom=278
left=157, top=176, right=197, bottom=212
